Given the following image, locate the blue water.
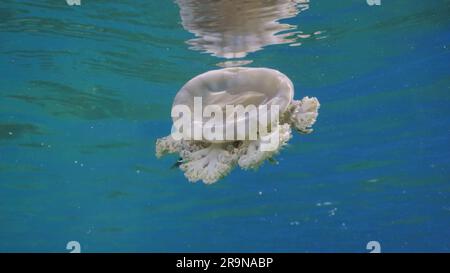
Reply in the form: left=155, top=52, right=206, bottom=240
left=0, top=0, right=449, bottom=252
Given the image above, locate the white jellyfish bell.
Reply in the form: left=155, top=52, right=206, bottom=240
left=156, top=67, right=320, bottom=184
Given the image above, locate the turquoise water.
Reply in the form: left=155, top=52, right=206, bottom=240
left=0, top=0, right=449, bottom=252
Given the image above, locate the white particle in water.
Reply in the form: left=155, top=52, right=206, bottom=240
left=8, top=132, right=13, bottom=135
left=328, top=208, right=338, bottom=216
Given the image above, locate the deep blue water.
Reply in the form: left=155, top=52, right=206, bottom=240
left=0, top=0, right=449, bottom=252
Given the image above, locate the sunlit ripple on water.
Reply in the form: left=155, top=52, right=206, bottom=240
left=176, top=0, right=314, bottom=64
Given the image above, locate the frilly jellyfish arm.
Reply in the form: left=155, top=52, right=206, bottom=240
left=285, top=96, right=320, bottom=134
left=179, top=143, right=238, bottom=184
left=156, top=136, right=236, bottom=184
left=155, top=135, right=205, bottom=158
left=238, top=124, right=292, bottom=170
left=155, top=135, right=181, bottom=158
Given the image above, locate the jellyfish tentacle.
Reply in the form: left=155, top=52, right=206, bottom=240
left=179, top=143, right=239, bottom=184
left=285, top=96, right=320, bottom=134
left=238, top=123, right=292, bottom=170
left=155, top=135, right=182, bottom=158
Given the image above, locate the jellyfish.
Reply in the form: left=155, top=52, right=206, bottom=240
left=156, top=67, right=319, bottom=184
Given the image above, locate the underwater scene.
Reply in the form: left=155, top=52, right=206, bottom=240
left=0, top=0, right=449, bottom=253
